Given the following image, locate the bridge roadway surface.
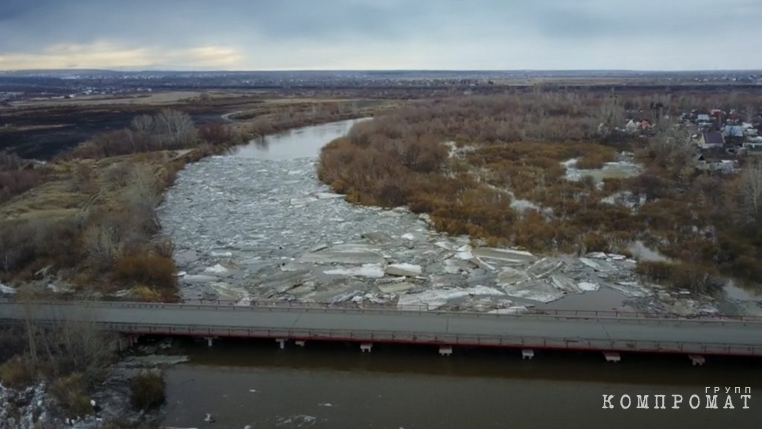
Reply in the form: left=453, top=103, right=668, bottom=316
left=1, top=301, right=762, bottom=356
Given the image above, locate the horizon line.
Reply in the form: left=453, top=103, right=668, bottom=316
left=2, top=68, right=762, bottom=74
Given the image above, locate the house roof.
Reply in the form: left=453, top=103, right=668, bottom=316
left=702, top=131, right=724, bottom=144
left=723, top=125, right=745, bottom=137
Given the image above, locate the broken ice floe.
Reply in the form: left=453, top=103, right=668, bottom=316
left=385, top=263, right=423, bottom=277
left=158, top=150, right=653, bottom=312
left=324, top=264, right=385, bottom=278
left=397, top=286, right=505, bottom=310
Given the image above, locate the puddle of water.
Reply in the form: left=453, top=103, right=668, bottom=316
left=563, top=159, right=641, bottom=183
left=231, top=118, right=369, bottom=160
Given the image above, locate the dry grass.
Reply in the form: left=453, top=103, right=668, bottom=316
left=0, top=150, right=190, bottom=298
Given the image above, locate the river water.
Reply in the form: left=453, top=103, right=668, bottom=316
left=231, top=119, right=369, bottom=160
left=159, top=119, right=761, bottom=428
left=161, top=340, right=761, bottom=429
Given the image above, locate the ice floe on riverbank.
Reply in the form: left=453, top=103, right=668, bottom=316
left=158, top=155, right=660, bottom=313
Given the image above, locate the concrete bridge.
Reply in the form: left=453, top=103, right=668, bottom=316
left=1, top=300, right=761, bottom=362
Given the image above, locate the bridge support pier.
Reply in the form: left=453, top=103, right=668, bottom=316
left=205, top=337, right=215, bottom=347
left=522, top=349, right=534, bottom=360
left=689, top=355, right=706, bottom=366
left=439, top=346, right=453, bottom=356
left=360, top=343, right=373, bottom=353
left=295, top=340, right=306, bottom=347
left=276, top=339, right=287, bottom=349
left=603, top=352, right=621, bottom=363
left=117, top=334, right=138, bottom=351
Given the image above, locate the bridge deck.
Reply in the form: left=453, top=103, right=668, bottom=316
left=1, top=301, right=761, bottom=356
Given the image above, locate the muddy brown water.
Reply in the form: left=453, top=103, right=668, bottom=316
left=160, top=339, right=762, bottom=429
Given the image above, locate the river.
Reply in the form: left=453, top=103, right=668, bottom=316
left=158, top=119, right=760, bottom=428
left=160, top=339, right=761, bottom=429
left=231, top=118, right=369, bottom=160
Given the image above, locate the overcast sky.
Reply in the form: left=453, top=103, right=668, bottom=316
left=0, top=0, right=760, bottom=71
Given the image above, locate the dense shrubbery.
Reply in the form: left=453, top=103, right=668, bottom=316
left=319, top=92, right=762, bottom=290
left=49, top=373, right=93, bottom=418
left=319, top=95, right=630, bottom=253
left=0, top=356, right=35, bottom=389
left=0, top=321, right=117, bottom=423
left=636, top=261, right=724, bottom=295
left=115, top=255, right=177, bottom=291
left=0, top=155, right=181, bottom=298
left=0, top=151, right=47, bottom=203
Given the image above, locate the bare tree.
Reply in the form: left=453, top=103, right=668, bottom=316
left=123, top=163, right=161, bottom=231
left=745, top=106, right=756, bottom=124
left=649, top=121, right=694, bottom=179
left=83, top=221, right=120, bottom=268
left=154, top=109, right=197, bottom=148
left=131, top=115, right=154, bottom=134
left=740, top=161, right=762, bottom=221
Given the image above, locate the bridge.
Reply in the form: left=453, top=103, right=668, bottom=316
left=1, top=300, right=761, bottom=362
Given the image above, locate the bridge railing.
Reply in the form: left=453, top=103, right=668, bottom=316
left=5, top=296, right=762, bottom=323
left=101, top=321, right=762, bottom=357
left=157, top=297, right=762, bottom=322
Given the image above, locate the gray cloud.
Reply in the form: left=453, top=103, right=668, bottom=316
left=0, top=0, right=760, bottom=70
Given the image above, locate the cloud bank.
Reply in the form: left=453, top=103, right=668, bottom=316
left=0, top=0, right=759, bottom=70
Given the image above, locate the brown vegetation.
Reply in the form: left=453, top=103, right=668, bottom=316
left=0, top=151, right=48, bottom=204
left=129, top=371, right=166, bottom=411
left=0, top=355, right=35, bottom=389
left=0, top=153, right=182, bottom=298
left=64, top=109, right=234, bottom=159
left=320, top=92, right=762, bottom=290
left=635, top=260, right=724, bottom=295
left=49, top=373, right=94, bottom=418
left=0, top=318, right=117, bottom=423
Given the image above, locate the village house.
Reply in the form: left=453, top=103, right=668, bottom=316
left=697, top=131, right=724, bottom=149
left=695, top=154, right=739, bottom=174
left=723, top=124, right=744, bottom=138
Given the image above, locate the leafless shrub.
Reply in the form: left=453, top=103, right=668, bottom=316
left=72, top=163, right=97, bottom=193
left=739, top=161, right=762, bottom=222
left=130, top=370, right=166, bottom=411
left=199, top=123, right=234, bottom=146
left=0, top=355, right=35, bottom=388
left=152, top=235, right=175, bottom=259
left=49, top=373, right=93, bottom=418
left=122, top=164, right=161, bottom=232
left=83, top=222, right=120, bottom=270
left=103, top=162, right=134, bottom=187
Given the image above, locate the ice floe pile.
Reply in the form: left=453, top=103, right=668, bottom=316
left=158, top=155, right=652, bottom=313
